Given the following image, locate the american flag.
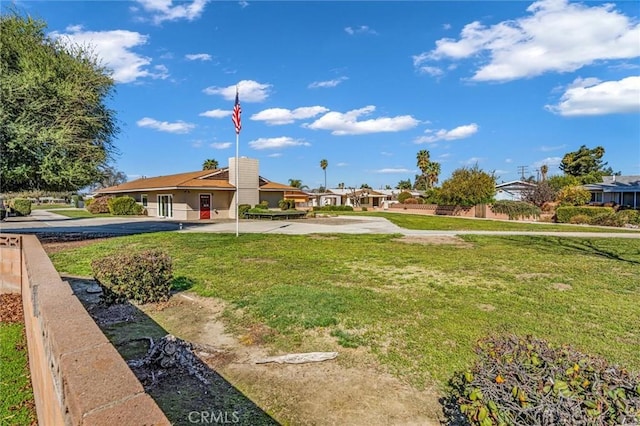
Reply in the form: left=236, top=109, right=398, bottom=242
left=232, top=87, right=242, bottom=134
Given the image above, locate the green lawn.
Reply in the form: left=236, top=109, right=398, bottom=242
left=341, top=210, right=639, bottom=233
left=52, top=209, right=113, bottom=218
left=0, top=324, right=36, bottom=425
left=32, top=203, right=71, bottom=210
left=50, top=233, right=640, bottom=389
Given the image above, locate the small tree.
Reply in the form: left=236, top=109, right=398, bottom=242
left=557, top=186, right=591, bottom=206
left=521, top=181, right=557, bottom=207
left=439, top=165, right=496, bottom=206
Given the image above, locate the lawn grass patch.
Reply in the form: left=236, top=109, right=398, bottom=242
left=53, top=209, right=113, bottom=218
left=340, top=211, right=639, bottom=233
left=49, top=232, right=640, bottom=389
left=31, top=203, right=70, bottom=210
left=0, top=323, right=36, bottom=425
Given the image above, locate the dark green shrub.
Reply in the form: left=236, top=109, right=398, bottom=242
left=569, top=214, right=592, bottom=224
left=92, top=250, right=173, bottom=304
left=278, top=199, right=296, bottom=210
left=590, top=211, right=625, bottom=227
left=446, top=334, right=640, bottom=426
left=10, top=198, right=32, bottom=216
left=0, top=209, right=6, bottom=220
left=616, top=209, right=640, bottom=226
left=397, top=191, right=413, bottom=204
left=108, top=196, right=143, bottom=215
left=416, top=197, right=425, bottom=204
left=490, top=201, right=541, bottom=220
left=258, top=200, right=269, bottom=209
left=238, top=204, right=251, bottom=217
left=556, top=206, right=614, bottom=223
left=87, top=196, right=113, bottom=214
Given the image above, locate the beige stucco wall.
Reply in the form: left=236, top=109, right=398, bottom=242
left=228, top=157, right=259, bottom=218
left=116, top=190, right=233, bottom=220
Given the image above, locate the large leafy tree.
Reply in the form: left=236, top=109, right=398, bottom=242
left=559, top=145, right=614, bottom=183
left=439, top=165, right=496, bottom=206
left=1, top=12, right=118, bottom=192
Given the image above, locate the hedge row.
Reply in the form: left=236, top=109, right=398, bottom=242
left=313, top=205, right=354, bottom=212
left=556, top=206, right=615, bottom=223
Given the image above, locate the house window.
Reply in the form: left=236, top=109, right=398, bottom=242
left=590, top=192, right=602, bottom=203
left=141, top=194, right=148, bottom=207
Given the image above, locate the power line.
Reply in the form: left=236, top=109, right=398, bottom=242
left=517, top=165, right=528, bottom=180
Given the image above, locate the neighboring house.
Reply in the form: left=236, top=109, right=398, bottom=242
left=96, top=157, right=302, bottom=220
left=495, top=180, right=537, bottom=201
left=318, top=188, right=387, bottom=208
left=583, top=176, right=640, bottom=209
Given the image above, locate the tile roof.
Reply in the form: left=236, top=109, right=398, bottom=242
left=98, top=169, right=233, bottom=193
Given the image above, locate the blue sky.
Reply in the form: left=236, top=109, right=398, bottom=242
left=17, top=0, right=640, bottom=189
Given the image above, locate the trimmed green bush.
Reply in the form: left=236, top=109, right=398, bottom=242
left=312, top=205, right=354, bottom=212
left=490, top=201, right=541, bottom=220
left=569, top=214, right=592, bottom=225
left=556, top=206, right=614, bottom=223
left=616, top=209, right=640, bottom=226
left=590, top=212, right=625, bottom=227
left=446, top=334, right=640, bottom=426
left=87, top=196, right=112, bottom=214
left=9, top=199, right=32, bottom=216
left=557, top=186, right=591, bottom=206
left=258, top=200, right=269, bottom=209
left=92, top=250, right=173, bottom=304
left=278, top=199, right=296, bottom=210
left=107, top=196, right=143, bottom=215
left=238, top=204, right=251, bottom=217
left=397, top=191, right=413, bottom=204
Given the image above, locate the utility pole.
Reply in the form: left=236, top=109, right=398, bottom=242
left=517, top=165, right=528, bottom=180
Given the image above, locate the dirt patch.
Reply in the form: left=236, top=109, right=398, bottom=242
left=302, top=217, right=367, bottom=226
left=0, top=293, right=24, bottom=323
left=393, top=235, right=473, bottom=247
left=552, top=283, right=573, bottom=291
left=41, top=238, right=110, bottom=254
left=516, top=273, right=554, bottom=280
left=477, top=304, right=496, bottom=312
left=65, top=277, right=445, bottom=425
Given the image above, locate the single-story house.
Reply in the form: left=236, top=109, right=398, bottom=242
left=583, top=175, right=640, bottom=209
left=96, top=157, right=306, bottom=220
left=495, top=180, right=536, bottom=201
left=317, top=188, right=387, bottom=208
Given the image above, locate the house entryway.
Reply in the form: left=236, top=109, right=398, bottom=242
left=199, top=194, right=211, bottom=220
left=158, top=195, right=173, bottom=218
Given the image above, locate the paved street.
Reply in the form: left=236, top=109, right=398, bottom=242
left=2, top=209, right=639, bottom=239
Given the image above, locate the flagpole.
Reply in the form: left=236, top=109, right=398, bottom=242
left=235, top=131, right=239, bottom=237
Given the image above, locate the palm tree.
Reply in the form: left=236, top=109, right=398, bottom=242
left=426, top=162, right=441, bottom=188
left=416, top=150, right=431, bottom=174
left=338, top=182, right=345, bottom=189
left=202, top=158, right=219, bottom=170
left=320, top=159, right=328, bottom=189
left=288, top=178, right=303, bottom=188
left=540, top=164, right=548, bottom=182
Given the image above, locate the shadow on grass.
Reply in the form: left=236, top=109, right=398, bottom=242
left=501, top=236, right=640, bottom=265
left=66, top=277, right=278, bottom=426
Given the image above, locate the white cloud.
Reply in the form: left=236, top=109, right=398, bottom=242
left=505, top=158, right=513, bottom=163
left=308, top=77, right=348, bottom=88
left=443, top=23, right=452, bottom=30
left=137, top=117, right=195, bottom=133
left=136, top=0, right=209, bottom=24
left=439, top=153, right=451, bottom=158
left=203, top=80, right=271, bottom=102
left=416, top=66, right=444, bottom=77
left=533, top=157, right=562, bottom=168
left=210, top=142, right=232, bottom=149
left=376, top=168, right=413, bottom=174
left=251, top=106, right=329, bottom=125
left=336, top=162, right=348, bottom=167
left=239, top=1, right=249, bottom=8
left=414, top=0, right=640, bottom=81
left=540, top=144, right=567, bottom=152
left=248, top=137, right=311, bottom=150
left=186, top=53, right=212, bottom=61
left=50, top=27, right=155, bottom=84
left=151, top=64, right=169, bottom=80
left=461, top=157, right=484, bottom=165
left=307, top=106, right=419, bottom=135
left=381, top=152, right=393, bottom=157
left=267, top=153, right=282, bottom=158
left=199, top=109, right=232, bottom=118
left=545, top=76, right=640, bottom=116
left=415, top=123, right=479, bottom=144
left=345, top=25, right=378, bottom=35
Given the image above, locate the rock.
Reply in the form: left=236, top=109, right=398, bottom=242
left=86, top=284, right=103, bottom=294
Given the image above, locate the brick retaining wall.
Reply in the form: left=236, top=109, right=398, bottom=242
left=0, top=234, right=169, bottom=425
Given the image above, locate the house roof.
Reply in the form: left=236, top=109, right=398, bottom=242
left=97, top=168, right=296, bottom=195
left=495, top=180, right=537, bottom=190
left=583, top=176, right=640, bottom=192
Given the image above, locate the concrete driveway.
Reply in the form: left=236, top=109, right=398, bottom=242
left=2, top=209, right=640, bottom=238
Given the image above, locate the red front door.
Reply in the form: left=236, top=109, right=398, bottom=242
left=199, top=195, right=211, bottom=219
